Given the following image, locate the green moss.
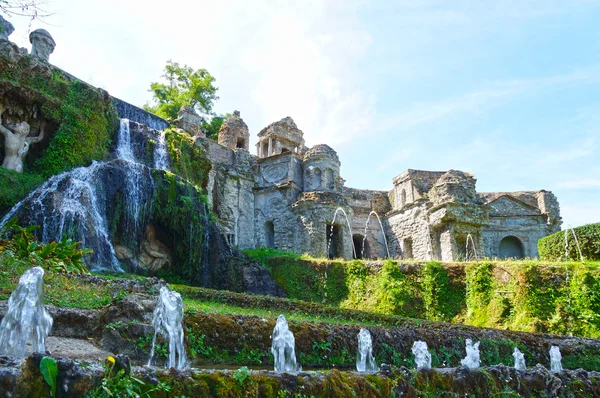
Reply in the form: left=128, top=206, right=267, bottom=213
left=0, top=168, right=45, bottom=214
left=165, top=128, right=212, bottom=190
left=539, top=223, right=600, bottom=261
left=0, top=54, right=118, bottom=214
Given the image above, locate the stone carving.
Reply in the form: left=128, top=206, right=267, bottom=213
left=0, top=104, right=44, bottom=173
left=0, top=16, right=15, bottom=40
left=137, top=224, right=172, bottom=271
left=174, top=105, right=204, bottom=137
left=262, top=163, right=288, bottom=183
left=114, top=225, right=172, bottom=272
left=218, top=110, right=249, bottom=151
left=29, top=29, right=56, bottom=62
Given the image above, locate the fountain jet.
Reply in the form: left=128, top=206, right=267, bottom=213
left=0, top=267, right=53, bottom=356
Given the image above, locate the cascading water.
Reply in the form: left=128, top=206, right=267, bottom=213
left=0, top=267, right=53, bottom=356
left=0, top=162, right=123, bottom=271
left=550, top=346, right=562, bottom=373
left=327, top=207, right=356, bottom=259
left=513, top=347, right=526, bottom=371
left=148, top=286, right=187, bottom=370
left=0, top=119, right=160, bottom=272
left=460, top=339, right=480, bottom=369
left=271, top=315, right=300, bottom=372
left=361, top=211, right=390, bottom=259
left=411, top=341, right=432, bottom=370
left=153, top=129, right=170, bottom=171
left=356, top=328, right=378, bottom=372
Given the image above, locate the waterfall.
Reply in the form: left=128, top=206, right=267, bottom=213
left=0, top=267, right=53, bottom=356
left=271, top=315, right=300, bottom=372
left=148, top=286, right=187, bottom=369
left=356, top=328, right=378, bottom=372
left=153, top=129, right=170, bottom=171
left=0, top=119, right=163, bottom=272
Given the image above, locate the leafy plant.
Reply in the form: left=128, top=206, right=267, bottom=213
left=0, top=218, right=91, bottom=275
left=87, top=356, right=170, bottom=397
left=40, top=356, right=58, bottom=397
left=233, top=366, right=251, bottom=387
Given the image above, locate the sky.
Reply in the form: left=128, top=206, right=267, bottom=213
left=6, top=0, right=600, bottom=227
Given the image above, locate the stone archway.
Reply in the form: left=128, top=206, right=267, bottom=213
left=498, top=236, right=524, bottom=259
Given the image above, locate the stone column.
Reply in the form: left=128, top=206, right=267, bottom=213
left=29, top=29, right=56, bottom=62
left=268, top=138, right=273, bottom=156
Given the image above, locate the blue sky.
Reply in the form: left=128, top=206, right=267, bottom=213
left=7, top=0, right=600, bottom=227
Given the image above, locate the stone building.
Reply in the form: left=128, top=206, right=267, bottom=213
left=199, top=114, right=561, bottom=261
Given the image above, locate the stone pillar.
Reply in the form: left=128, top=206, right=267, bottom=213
left=29, top=29, right=56, bottom=62
left=268, top=138, right=273, bottom=156
left=0, top=16, right=14, bottom=40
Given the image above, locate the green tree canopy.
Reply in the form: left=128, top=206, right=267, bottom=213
left=144, top=60, right=219, bottom=120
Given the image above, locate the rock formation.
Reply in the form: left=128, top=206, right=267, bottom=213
left=29, top=29, right=56, bottom=62
left=174, top=105, right=204, bottom=136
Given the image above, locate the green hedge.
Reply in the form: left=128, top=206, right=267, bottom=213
left=538, top=223, right=600, bottom=261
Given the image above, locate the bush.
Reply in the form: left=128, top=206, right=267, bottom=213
left=538, top=223, right=600, bottom=261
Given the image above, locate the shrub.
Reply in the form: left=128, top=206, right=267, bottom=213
left=538, top=223, right=600, bottom=261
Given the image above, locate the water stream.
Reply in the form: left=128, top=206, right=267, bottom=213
left=0, top=267, right=53, bottom=356
left=271, top=315, right=300, bottom=372
left=513, top=347, right=526, bottom=371
left=460, top=339, right=480, bottom=369
left=327, top=207, right=356, bottom=259
left=361, top=211, right=390, bottom=259
left=411, top=341, right=432, bottom=370
left=356, top=328, right=378, bottom=372
left=550, top=346, right=562, bottom=373
left=148, top=286, right=187, bottom=370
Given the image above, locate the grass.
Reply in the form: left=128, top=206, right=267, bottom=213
left=182, top=299, right=381, bottom=327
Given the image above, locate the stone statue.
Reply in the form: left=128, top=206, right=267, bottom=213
left=0, top=104, right=44, bottom=173
left=0, top=16, right=15, bottom=41
left=29, top=29, right=55, bottom=62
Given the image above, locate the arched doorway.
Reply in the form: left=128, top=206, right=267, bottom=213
left=498, top=236, right=524, bottom=259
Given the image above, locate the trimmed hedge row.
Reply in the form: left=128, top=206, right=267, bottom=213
left=538, top=223, right=600, bottom=261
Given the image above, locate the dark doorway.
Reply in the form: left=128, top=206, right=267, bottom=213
left=265, top=221, right=275, bottom=248
left=499, top=236, right=524, bottom=259
left=236, top=137, right=246, bottom=149
left=353, top=234, right=364, bottom=259
left=403, top=237, right=413, bottom=259
left=327, top=224, right=343, bottom=259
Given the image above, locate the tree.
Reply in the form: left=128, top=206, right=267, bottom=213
left=144, top=60, right=219, bottom=120
left=202, top=113, right=230, bottom=140
left=0, top=0, right=52, bottom=20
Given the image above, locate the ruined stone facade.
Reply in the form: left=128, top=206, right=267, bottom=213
left=201, top=115, right=561, bottom=261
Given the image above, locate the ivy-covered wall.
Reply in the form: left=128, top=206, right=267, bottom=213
left=539, top=223, right=600, bottom=261
left=247, top=251, right=600, bottom=339
left=0, top=54, right=118, bottom=215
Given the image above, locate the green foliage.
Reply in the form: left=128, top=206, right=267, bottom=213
left=233, top=366, right=252, bottom=388
left=144, top=60, right=219, bottom=120
left=165, top=129, right=212, bottom=189
left=0, top=53, right=117, bottom=211
left=539, top=223, right=600, bottom=261
left=151, top=171, right=213, bottom=285
left=39, top=356, right=58, bottom=397
left=374, top=260, right=423, bottom=318
left=0, top=168, right=45, bottom=215
left=87, top=358, right=169, bottom=398
left=202, top=113, right=229, bottom=140
left=420, top=261, right=462, bottom=321
left=0, top=218, right=91, bottom=275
